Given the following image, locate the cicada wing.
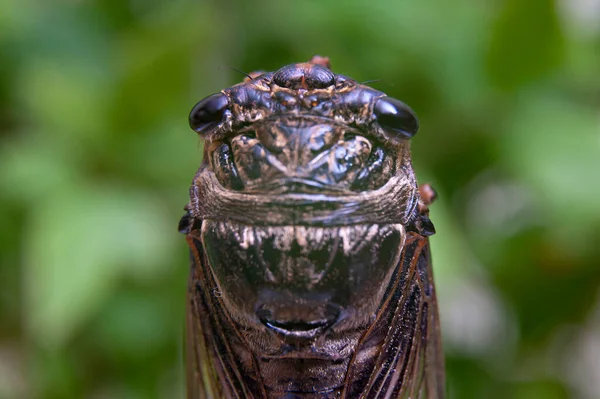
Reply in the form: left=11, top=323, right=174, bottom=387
left=186, top=286, right=214, bottom=399
left=185, top=232, right=266, bottom=399
left=185, top=233, right=226, bottom=399
left=343, top=232, right=445, bottom=399
left=421, top=249, right=445, bottom=399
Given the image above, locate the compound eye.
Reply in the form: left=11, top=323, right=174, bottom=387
left=373, top=96, right=419, bottom=139
left=189, top=93, right=228, bottom=134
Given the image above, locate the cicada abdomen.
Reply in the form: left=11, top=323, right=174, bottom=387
left=180, top=57, right=445, bottom=399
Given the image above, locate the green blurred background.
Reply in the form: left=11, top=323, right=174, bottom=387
left=1, top=0, right=599, bottom=398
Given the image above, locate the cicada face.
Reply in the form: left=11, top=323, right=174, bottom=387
left=182, top=57, right=444, bottom=399
left=191, top=60, right=419, bottom=192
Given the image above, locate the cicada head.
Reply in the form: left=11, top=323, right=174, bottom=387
left=189, top=59, right=419, bottom=196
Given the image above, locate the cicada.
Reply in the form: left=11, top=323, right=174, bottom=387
left=180, top=56, right=445, bottom=398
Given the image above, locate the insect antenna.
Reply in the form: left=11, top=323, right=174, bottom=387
left=229, top=67, right=254, bottom=80
left=361, top=79, right=394, bottom=88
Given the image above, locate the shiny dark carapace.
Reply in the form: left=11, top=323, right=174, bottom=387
left=181, top=56, right=445, bottom=399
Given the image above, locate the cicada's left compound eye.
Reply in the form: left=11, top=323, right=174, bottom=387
left=189, top=93, right=229, bottom=135
left=373, top=96, right=419, bottom=139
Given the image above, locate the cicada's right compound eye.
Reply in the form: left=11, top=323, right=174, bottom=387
left=189, top=93, right=229, bottom=135
left=373, top=96, right=419, bottom=139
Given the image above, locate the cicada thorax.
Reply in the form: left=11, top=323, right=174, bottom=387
left=183, top=57, right=445, bottom=399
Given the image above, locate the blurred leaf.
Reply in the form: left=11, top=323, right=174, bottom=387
left=92, top=292, right=172, bottom=359
left=109, top=2, right=212, bottom=133
left=0, top=0, right=35, bottom=40
left=31, top=349, right=83, bottom=399
left=0, top=135, right=80, bottom=202
left=502, top=94, right=600, bottom=251
left=24, top=185, right=176, bottom=349
left=17, top=59, right=111, bottom=141
left=512, top=379, right=569, bottom=399
left=486, top=0, right=565, bottom=89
